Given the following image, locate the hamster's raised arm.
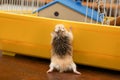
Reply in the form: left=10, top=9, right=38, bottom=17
left=68, top=27, right=73, bottom=41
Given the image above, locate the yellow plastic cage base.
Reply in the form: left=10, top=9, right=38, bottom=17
left=0, top=11, right=120, bottom=71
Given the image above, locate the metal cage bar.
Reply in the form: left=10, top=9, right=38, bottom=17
left=0, top=0, right=119, bottom=26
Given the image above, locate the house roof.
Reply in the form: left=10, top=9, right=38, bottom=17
left=33, top=0, right=104, bottom=22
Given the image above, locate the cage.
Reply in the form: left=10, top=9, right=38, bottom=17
left=0, top=0, right=120, bottom=71
left=0, top=0, right=120, bottom=25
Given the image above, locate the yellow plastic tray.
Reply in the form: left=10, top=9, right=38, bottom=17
left=0, top=11, right=120, bottom=71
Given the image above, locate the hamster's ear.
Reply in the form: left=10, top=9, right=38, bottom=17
left=55, top=24, right=59, bottom=32
left=51, top=32, right=57, bottom=37
left=55, top=28, right=58, bottom=32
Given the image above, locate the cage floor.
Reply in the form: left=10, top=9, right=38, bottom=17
left=0, top=52, right=120, bottom=80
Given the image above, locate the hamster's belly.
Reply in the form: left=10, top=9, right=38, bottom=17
left=51, top=55, right=73, bottom=71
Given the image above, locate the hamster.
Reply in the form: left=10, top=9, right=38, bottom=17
left=47, top=24, right=80, bottom=74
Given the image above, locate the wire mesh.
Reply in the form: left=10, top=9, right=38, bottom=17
left=0, top=0, right=45, bottom=14
left=0, top=0, right=119, bottom=26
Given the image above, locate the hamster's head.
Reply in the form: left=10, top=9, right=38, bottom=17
left=54, top=24, right=66, bottom=32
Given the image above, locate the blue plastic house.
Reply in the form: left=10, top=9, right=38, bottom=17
left=33, top=0, right=104, bottom=23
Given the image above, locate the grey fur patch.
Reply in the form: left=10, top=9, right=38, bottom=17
left=52, top=31, right=72, bottom=57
